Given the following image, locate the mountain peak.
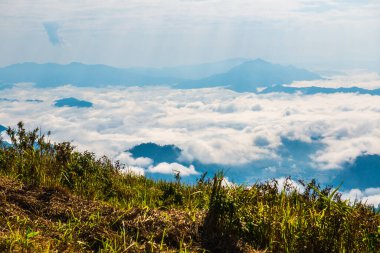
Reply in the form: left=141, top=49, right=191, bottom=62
left=178, top=59, right=321, bottom=92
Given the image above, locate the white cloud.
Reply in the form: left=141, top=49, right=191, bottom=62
left=122, top=166, right=145, bottom=176
left=0, top=84, right=380, bottom=172
left=148, top=162, right=199, bottom=176
left=274, top=178, right=380, bottom=206
left=221, top=177, right=235, bottom=188
left=275, top=177, right=305, bottom=192
left=115, top=152, right=153, bottom=168
left=341, top=188, right=380, bottom=207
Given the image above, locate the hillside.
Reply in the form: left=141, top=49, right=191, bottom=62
left=0, top=176, right=205, bottom=252
left=0, top=122, right=379, bottom=252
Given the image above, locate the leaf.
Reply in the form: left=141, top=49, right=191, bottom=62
left=26, top=231, right=39, bottom=239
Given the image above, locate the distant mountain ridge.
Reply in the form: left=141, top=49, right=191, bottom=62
left=3, top=59, right=380, bottom=95
left=177, top=59, right=322, bottom=92
left=0, top=59, right=321, bottom=91
left=259, top=85, right=380, bottom=96
left=0, top=59, right=250, bottom=88
left=129, top=58, right=249, bottom=79
left=0, top=62, right=182, bottom=87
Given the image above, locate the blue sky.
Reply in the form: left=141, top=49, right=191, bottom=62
left=0, top=0, right=379, bottom=70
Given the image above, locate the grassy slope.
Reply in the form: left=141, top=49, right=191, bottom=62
left=0, top=122, right=379, bottom=252
left=0, top=176, right=204, bottom=252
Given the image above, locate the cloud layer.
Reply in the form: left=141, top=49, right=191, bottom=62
left=1, top=83, right=380, bottom=173
left=148, top=162, right=198, bottom=176
left=1, top=82, right=380, bottom=202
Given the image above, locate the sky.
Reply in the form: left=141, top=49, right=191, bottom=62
left=0, top=0, right=379, bottom=70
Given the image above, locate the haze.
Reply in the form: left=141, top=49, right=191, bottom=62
left=0, top=0, right=379, bottom=70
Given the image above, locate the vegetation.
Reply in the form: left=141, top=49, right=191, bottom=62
left=0, top=122, right=379, bottom=252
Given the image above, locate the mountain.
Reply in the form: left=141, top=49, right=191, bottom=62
left=177, top=59, right=322, bottom=92
left=259, top=85, right=380, bottom=96
left=0, top=59, right=249, bottom=88
left=129, top=58, right=250, bottom=80
left=0, top=62, right=182, bottom=87
left=0, top=59, right=321, bottom=90
left=54, top=97, right=93, bottom=108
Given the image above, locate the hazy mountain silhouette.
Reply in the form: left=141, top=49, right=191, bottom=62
left=0, top=59, right=322, bottom=90
left=0, top=62, right=182, bottom=87
left=130, top=58, right=250, bottom=79
left=177, top=59, right=322, bottom=92
left=4, top=59, right=379, bottom=96
left=0, top=59, right=249, bottom=88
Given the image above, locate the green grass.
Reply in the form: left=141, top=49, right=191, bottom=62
left=0, top=122, right=379, bottom=252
